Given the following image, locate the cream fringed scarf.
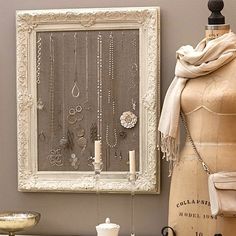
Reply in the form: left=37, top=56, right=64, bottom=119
left=158, top=32, right=236, bottom=176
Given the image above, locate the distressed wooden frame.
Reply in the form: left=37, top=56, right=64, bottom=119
left=16, top=7, right=161, bottom=193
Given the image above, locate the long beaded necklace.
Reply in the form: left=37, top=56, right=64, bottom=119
left=130, top=31, right=139, bottom=143
left=83, top=32, right=91, bottom=111
left=130, top=31, right=138, bottom=111
left=48, top=33, right=63, bottom=167
left=59, top=33, right=69, bottom=148
left=105, top=32, right=118, bottom=149
left=97, top=32, right=103, bottom=141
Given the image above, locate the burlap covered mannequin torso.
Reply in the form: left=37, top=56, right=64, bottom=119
left=169, top=57, right=236, bottom=236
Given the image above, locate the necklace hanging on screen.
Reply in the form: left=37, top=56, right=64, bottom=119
left=36, top=33, right=42, bottom=85
left=48, top=33, right=63, bottom=167
left=68, top=32, right=84, bottom=126
left=105, top=32, right=118, bottom=149
left=59, top=33, right=69, bottom=148
left=36, top=33, right=45, bottom=111
left=71, top=32, right=80, bottom=98
left=69, top=32, right=87, bottom=157
left=130, top=31, right=138, bottom=111
left=97, top=32, right=103, bottom=141
left=120, top=31, right=138, bottom=130
left=83, top=31, right=91, bottom=111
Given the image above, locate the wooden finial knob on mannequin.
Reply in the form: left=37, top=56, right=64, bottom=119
left=206, top=0, right=230, bottom=40
left=208, top=0, right=225, bottom=25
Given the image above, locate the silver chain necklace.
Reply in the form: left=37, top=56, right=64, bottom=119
left=48, top=33, right=63, bottom=167
left=36, top=33, right=45, bottom=110
left=59, top=33, right=69, bottom=148
left=83, top=32, right=91, bottom=111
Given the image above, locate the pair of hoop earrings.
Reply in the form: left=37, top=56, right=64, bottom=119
left=67, top=104, right=83, bottom=125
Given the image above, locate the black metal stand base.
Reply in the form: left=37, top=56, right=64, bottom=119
left=161, top=226, right=176, bottom=236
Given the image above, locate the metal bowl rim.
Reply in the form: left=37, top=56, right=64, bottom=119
left=0, top=211, right=40, bottom=220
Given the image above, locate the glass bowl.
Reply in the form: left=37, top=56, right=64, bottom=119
left=0, top=211, right=40, bottom=236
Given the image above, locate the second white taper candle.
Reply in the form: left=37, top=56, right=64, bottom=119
left=129, top=150, right=136, bottom=174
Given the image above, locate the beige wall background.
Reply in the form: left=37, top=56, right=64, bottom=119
left=1, top=0, right=236, bottom=235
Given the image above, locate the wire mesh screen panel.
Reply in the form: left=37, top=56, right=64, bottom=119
left=37, top=30, right=139, bottom=172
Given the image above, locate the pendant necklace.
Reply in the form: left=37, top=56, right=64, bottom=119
left=106, top=32, right=118, bottom=149
left=74, top=32, right=87, bottom=155
left=69, top=32, right=86, bottom=165
left=36, top=33, right=46, bottom=142
left=67, top=32, right=84, bottom=126
left=59, top=33, right=69, bottom=148
left=120, top=31, right=138, bottom=130
left=48, top=33, right=63, bottom=167
left=68, top=32, right=81, bottom=168
left=71, top=32, right=80, bottom=98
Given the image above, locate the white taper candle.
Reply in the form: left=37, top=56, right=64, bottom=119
left=95, top=140, right=101, bottom=163
left=129, top=150, right=136, bottom=174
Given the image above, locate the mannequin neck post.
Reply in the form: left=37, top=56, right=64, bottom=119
left=205, top=24, right=230, bottom=40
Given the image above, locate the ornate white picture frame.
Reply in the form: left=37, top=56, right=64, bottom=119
left=16, top=7, right=160, bottom=193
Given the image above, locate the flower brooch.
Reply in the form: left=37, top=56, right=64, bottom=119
left=120, top=111, right=138, bottom=129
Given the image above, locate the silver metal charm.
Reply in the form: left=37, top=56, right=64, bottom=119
left=38, top=131, right=46, bottom=141
left=77, top=137, right=87, bottom=153
left=37, top=98, right=44, bottom=110
left=59, top=136, right=69, bottom=148
left=75, top=125, right=85, bottom=137
left=69, top=153, right=80, bottom=169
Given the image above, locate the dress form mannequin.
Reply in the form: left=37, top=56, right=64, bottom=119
left=168, top=1, right=236, bottom=235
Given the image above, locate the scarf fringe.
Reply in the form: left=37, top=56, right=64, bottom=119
left=158, top=132, right=180, bottom=177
